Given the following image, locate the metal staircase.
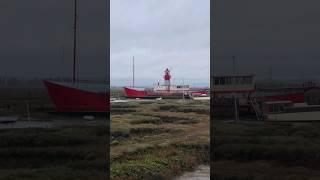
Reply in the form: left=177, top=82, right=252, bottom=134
left=249, top=97, right=264, bottom=121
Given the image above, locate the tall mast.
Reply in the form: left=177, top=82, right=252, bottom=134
left=72, top=0, right=78, bottom=82
left=133, top=56, right=135, bottom=87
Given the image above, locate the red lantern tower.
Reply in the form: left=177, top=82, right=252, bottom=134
left=164, top=68, right=171, bottom=92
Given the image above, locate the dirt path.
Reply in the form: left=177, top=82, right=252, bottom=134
left=175, top=165, right=210, bottom=180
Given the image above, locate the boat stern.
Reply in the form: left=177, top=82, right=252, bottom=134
left=124, top=87, right=147, bottom=98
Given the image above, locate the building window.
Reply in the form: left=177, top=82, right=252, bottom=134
left=226, top=77, right=231, bottom=84
left=215, top=78, right=219, bottom=85
left=220, top=77, right=225, bottom=85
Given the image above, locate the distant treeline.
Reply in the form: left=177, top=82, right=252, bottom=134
left=110, top=87, right=126, bottom=98
left=0, top=77, right=108, bottom=88
left=0, top=77, right=74, bottom=88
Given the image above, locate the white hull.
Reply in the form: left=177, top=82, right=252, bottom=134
left=192, top=96, right=210, bottom=100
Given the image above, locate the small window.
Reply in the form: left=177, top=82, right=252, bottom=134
left=280, top=106, right=284, bottom=112
left=235, top=77, right=239, bottom=84
left=245, top=77, right=252, bottom=84
left=226, top=77, right=231, bottom=84
left=241, top=77, right=246, bottom=84
left=243, top=77, right=247, bottom=84
left=214, top=78, right=219, bottom=85
left=220, top=77, right=225, bottom=85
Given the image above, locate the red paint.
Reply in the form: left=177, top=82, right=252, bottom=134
left=191, top=91, right=208, bottom=95
left=44, top=80, right=109, bottom=112
left=214, top=89, right=256, bottom=93
left=258, top=92, right=305, bottom=103
left=123, top=87, right=147, bottom=98
left=214, top=90, right=305, bottom=103
left=124, top=87, right=210, bottom=98
left=164, top=68, right=171, bottom=81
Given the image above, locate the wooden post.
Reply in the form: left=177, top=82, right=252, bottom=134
left=234, top=94, right=239, bottom=122
left=72, top=0, right=78, bottom=82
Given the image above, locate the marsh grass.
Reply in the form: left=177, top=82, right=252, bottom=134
left=111, top=108, right=137, bottom=114
left=0, top=126, right=107, bottom=180
left=111, top=100, right=209, bottom=179
left=111, top=144, right=209, bottom=180
left=132, top=114, right=201, bottom=124
left=128, top=116, right=162, bottom=125
left=0, top=87, right=107, bottom=179
left=158, top=101, right=209, bottom=115
left=0, top=88, right=54, bottom=118
left=213, top=121, right=320, bottom=179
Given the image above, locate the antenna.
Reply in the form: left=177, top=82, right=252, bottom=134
left=269, top=66, right=273, bottom=83
left=133, top=56, right=135, bottom=87
left=72, top=0, right=78, bottom=82
left=60, top=44, right=64, bottom=81
left=61, top=45, right=64, bottom=63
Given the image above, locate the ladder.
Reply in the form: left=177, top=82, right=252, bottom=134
left=249, top=97, right=263, bottom=121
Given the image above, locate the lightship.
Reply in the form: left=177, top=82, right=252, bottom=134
left=124, top=68, right=207, bottom=99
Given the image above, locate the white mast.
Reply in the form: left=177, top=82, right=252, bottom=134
left=132, top=56, right=135, bottom=88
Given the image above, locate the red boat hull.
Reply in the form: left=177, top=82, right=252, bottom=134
left=124, top=87, right=188, bottom=98
left=44, top=81, right=109, bottom=112
left=124, top=87, right=210, bottom=99
left=257, top=92, right=305, bottom=103
left=124, top=86, right=305, bottom=103
left=123, top=87, right=148, bottom=98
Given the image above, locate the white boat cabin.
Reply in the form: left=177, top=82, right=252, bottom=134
left=154, top=84, right=190, bottom=92
left=212, top=74, right=255, bottom=93
left=262, top=101, right=294, bottom=114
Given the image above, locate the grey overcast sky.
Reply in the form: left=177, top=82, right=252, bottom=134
left=0, top=0, right=107, bottom=80
left=4, top=0, right=320, bottom=84
left=214, top=0, right=320, bottom=82
left=110, top=0, right=210, bottom=87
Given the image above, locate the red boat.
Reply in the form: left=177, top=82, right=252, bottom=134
left=44, top=81, right=109, bottom=112
left=212, top=74, right=309, bottom=103
left=123, top=87, right=149, bottom=98
left=124, top=68, right=208, bottom=99
left=255, top=87, right=306, bottom=103
left=43, top=0, right=109, bottom=113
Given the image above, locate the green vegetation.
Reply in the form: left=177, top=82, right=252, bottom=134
left=213, top=121, right=320, bottom=179
left=110, top=87, right=126, bottom=98
left=111, top=100, right=209, bottom=179
left=0, top=126, right=107, bottom=180
left=0, top=87, right=107, bottom=180
left=111, top=145, right=208, bottom=180
left=0, top=87, right=53, bottom=118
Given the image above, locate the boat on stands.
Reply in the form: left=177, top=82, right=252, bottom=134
left=124, top=68, right=208, bottom=99
left=43, top=0, right=109, bottom=113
